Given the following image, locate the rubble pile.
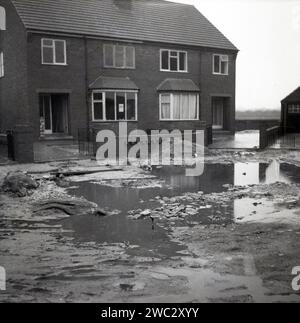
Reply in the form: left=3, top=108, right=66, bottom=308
left=128, top=182, right=300, bottom=221
left=32, top=199, right=108, bottom=217
left=1, top=171, right=39, bottom=197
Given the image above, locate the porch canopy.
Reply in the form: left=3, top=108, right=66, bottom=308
left=89, top=76, right=139, bottom=90
left=157, top=78, right=200, bottom=92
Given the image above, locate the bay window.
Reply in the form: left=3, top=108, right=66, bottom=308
left=160, top=93, right=199, bottom=121
left=92, top=91, right=138, bottom=121
left=160, top=49, right=187, bottom=72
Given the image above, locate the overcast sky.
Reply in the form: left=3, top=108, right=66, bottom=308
left=170, top=0, right=300, bottom=111
left=1, top=0, right=300, bottom=111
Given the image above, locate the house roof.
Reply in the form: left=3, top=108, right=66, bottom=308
left=11, top=0, right=238, bottom=51
left=89, top=76, right=139, bottom=90
left=157, top=78, right=200, bottom=92
left=282, top=87, right=300, bottom=103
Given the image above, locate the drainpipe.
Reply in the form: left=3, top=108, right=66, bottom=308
left=84, top=36, right=90, bottom=139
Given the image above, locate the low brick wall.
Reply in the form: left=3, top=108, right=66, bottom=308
left=13, top=125, right=35, bottom=163
left=0, top=134, right=7, bottom=145
left=236, top=119, right=280, bottom=131
left=0, top=134, right=8, bottom=162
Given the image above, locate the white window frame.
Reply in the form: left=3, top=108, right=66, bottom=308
left=41, top=38, right=67, bottom=65
left=0, top=52, right=4, bottom=78
left=103, top=44, right=136, bottom=69
left=0, top=6, right=6, bottom=31
left=159, top=93, right=199, bottom=121
left=160, top=49, right=188, bottom=73
left=213, top=54, right=229, bottom=75
left=288, top=104, right=300, bottom=114
left=92, top=90, right=138, bottom=122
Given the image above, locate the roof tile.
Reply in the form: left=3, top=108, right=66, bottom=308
left=11, top=0, right=238, bottom=50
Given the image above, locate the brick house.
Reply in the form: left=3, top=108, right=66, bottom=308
left=0, top=0, right=238, bottom=162
left=281, top=87, right=300, bottom=133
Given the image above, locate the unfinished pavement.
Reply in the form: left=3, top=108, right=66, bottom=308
left=0, top=151, right=300, bottom=303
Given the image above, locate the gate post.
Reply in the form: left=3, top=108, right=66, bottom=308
left=6, top=130, right=15, bottom=160
left=13, top=124, right=34, bottom=163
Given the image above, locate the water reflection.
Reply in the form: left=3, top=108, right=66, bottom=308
left=234, top=198, right=299, bottom=225
left=234, top=161, right=291, bottom=186
left=234, top=163, right=260, bottom=186
left=61, top=162, right=299, bottom=250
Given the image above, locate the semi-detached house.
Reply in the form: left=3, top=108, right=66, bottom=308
left=0, top=0, right=238, bottom=162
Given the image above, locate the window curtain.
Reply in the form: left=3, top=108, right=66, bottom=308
left=180, top=94, right=190, bottom=119
left=173, top=94, right=197, bottom=120
left=161, top=95, right=171, bottom=119
left=161, top=93, right=198, bottom=120
left=189, top=94, right=197, bottom=119
left=161, top=104, right=170, bottom=119
left=173, top=95, right=181, bottom=119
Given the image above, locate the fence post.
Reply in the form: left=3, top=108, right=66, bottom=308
left=259, top=127, right=266, bottom=149
left=6, top=130, right=15, bottom=160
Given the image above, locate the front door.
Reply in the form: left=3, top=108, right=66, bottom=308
left=212, top=97, right=224, bottom=130
left=40, top=95, right=53, bottom=134
left=39, top=94, right=69, bottom=136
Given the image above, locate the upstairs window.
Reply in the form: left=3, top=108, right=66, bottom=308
left=0, top=7, right=5, bottom=31
left=0, top=52, right=4, bottom=78
left=104, top=44, right=135, bottom=69
left=41, top=39, right=67, bottom=65
left=160, top=49, right=187, bottom=72
left=213, top=54, right=229, bottom=75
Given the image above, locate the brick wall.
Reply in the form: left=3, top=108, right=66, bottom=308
left=0, top=0, right=29, bottom=131
left=25, top=35, right=237, bottom=142
left=86, top=39, right=236, bottom=134
left=27, top=34, right=87, bottom=139
left=200, top=50, right=237, bottom=132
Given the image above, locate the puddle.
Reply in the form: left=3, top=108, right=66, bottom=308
left=234, top=198, right=300, bottom=225
left=210, top=130, right=260, bottom=149
left=60, top=161, right=300, bottom=256
left=61, top=212, right=182, bottom=258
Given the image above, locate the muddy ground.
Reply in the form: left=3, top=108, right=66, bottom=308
left=0, top=149, right=300, bottom=303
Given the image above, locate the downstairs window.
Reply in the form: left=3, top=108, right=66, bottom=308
left=159, top=93, right=199, bottom=121
left=92, top=91, right=138, bottom=121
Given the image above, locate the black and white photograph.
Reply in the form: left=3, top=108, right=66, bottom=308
left=0, top=0, right=300, bottom=307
